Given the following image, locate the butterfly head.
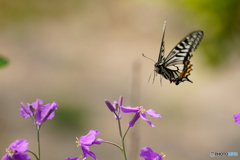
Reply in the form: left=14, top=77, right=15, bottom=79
left=154, top=62, right=160, bottom=68
left=154, top=62, right=163, bottom=74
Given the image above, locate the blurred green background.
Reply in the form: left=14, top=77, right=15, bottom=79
left=1, top=0, right=240, bottom=160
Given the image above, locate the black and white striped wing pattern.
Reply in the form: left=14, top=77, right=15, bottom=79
left=162, top=31, right=204, bottom=85
left=158, top=20, right=167, bottom=64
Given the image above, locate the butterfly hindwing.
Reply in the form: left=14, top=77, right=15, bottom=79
left=163, top=31, right=204, bottom=85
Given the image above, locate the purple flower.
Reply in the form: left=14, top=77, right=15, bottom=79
left=1, top=139, right=31, bottom=160
left=140, top=147, right=164, bottom=160
left=76, top=130, right=102, bottom=160
left=65, top=157, right=80, bottom=160
left=105, top=96, right=122, bottom=119
left=120, top=106, right=161, bottom=128
left=234, top=112, right=240, bottom=123
left=20, top=99, right=58, bottom=125
left=105, top=100, right=115, bottom=112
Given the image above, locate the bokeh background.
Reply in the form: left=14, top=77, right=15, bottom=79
left=1, top=0, right=240, bottom=160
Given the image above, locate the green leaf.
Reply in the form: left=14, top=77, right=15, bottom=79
left=0, top=56, right=8, bottom=68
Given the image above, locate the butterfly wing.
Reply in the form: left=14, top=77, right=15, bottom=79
left=157, top=20, right=167, bottom=63
left=163, top=31, right=204, bottom=85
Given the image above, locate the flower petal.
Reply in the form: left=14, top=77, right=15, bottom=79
left=128, top=112, right=140, bottom=127
left=140, top=147, right=163, bottom=160
left=92, top=138, right=102, bottom=145
left=81, top=145, right=89, bottom=158
left=1, top=154, right=8, bottom=160
left=118, top=96, right=123, bottom=106
left=145, top=109, right=162, bottom=118
left=81, top=145, right=97, bottom=160
left=41, top=102, right=58, bottom=123
left=20, top=102, right=31, bottom=115
left=117, top=106, right=122, bottom=119
left=105, top=100, right=115, bottom=112
left=234, top=112, right=240, bottom=123
left=41, top=103, right=54, bottom=119
left=140, top=112, right=156, bottom=128
left=10, top=139, right=29, bottom=153
left=121, top=106, right=140, bottom=113
left=65, top=157, right=80, bottom=160
left=20, top=108, right=31, bottom=118
left=80, top=130, right=100, bottom=146
left=12, top=153, right=31, bottom=160
left=31, top=99, right=43, bottom=109
left=36, top=108, right=42, bottom=125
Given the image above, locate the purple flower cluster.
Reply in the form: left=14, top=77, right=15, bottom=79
left=20, top=99, right=58, bottom=126
left=76, top=130, right=102, bottom=160
left=4, top=91, right=240, bottom=160
left=68, top=96, right=163, bottom=160
left=234, top=112, right=240, bottom=123
left=2, top=139, right=31, bottom=160
left=105, top=96, right=163, bottom=160
left=105, top=96, right=162, bottom=128
left=121, top=106, right=162, bottom=128
left=2, top=96, right=164, bottom=160
left=105, top=96, right=122, bottom=119
left=140, top=147, right=164, bottom=160
left=2, top=99, right=59, bottom=160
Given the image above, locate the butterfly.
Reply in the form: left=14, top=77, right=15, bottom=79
left=143, top=20, right=204, bottom=85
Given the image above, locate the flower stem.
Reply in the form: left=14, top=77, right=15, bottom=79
left=102, top=140, right=122, bottom=151
left=121, top=127, right=130, bottom=160
left=36, top=125, right=40, bottom=160
left=121, top=136, right=127, bottom=160
left=116, top=113, right=123, bottom=138
left=115, top=113, right=127, bottom=160
left=123, top=127, right=130, bottom=141
left=27, top=150, right=38, bottom=160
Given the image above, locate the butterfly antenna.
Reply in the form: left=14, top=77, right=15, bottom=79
left=142, top=53, right=156, bottom=63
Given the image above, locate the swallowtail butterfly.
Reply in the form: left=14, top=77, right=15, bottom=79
left=143, top=21, right=204, bottom=85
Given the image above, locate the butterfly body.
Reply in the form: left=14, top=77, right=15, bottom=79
left=145, top=21, right=204, bottom=85
left=154, top=59, right=164, bottom=72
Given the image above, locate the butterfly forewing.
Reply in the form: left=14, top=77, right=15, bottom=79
left=158, top=20, right=166, bottom=63
left=165, top=31, right=203, bottom=65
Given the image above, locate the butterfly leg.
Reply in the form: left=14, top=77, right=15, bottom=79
left=160, top=75, right=163, bottom=86
left=152, top=71, right=157, bottom=84
left=148, top=70, right=154, bottom=84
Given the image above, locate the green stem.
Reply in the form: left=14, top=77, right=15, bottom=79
left=102, top=140, right=122, bottom=151
left=121, top=136, right=127, bottom=160
left=121, top=127, right=130, bottom=160
left=27, top=150, right=38, bottom=160
left=36, top=125, right=40, bottom=160
left=123, top=127, right=130, bottom=141
left=115, top=113, right=127, bottom=160
left=116, top=113, right=123, bottom=138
